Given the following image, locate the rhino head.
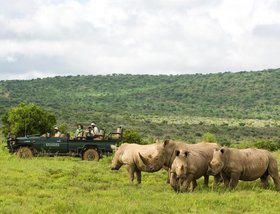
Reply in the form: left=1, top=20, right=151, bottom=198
left=138, top=149, right=165, bottom=172
left=207, top=148, right=225, bottom=175
left=172, top=150, right=188, bottom=178
left=111, top=148, right=123, bottom=170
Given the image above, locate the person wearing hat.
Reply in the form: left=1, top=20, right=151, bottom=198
left=90, top=122, right=99, bottom=137
left=54, top=126, right=62, bottom=137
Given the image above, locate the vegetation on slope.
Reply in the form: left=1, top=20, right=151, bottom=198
left=0, top=69, right=279, bottom=143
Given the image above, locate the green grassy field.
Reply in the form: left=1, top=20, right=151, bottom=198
left=1, top=143, right=280, bottom=214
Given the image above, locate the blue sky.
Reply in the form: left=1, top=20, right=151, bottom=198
left=1, top=0, right=280, bottom=80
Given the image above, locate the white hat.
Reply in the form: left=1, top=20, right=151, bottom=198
left=91, top=122, right=96, bottom=126
left=54, top=126, right=58, bottom=130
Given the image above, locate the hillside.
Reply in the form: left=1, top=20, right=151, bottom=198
left=0, top=69, right=280, bottom=142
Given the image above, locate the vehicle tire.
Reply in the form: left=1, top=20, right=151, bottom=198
left=83, top=149, right=100, bottom=161
left=16, top=147, right=33, bottom=159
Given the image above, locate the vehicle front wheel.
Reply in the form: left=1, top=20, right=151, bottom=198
left=16, top=147, right=33, bottom=159
left=83, top=149, right=100, bottom=161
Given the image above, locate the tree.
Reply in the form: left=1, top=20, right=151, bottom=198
left=1, top=102, right=56, bottom=136
left=120, top=129, right=143, bottom=144
left=202, top=132, right=217, bottom=143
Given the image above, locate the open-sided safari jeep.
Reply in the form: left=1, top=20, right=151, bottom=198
left=6, top=127, right=123, bottom=161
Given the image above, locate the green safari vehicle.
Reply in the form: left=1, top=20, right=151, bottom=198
left=6, top=130, right=123, bottom=161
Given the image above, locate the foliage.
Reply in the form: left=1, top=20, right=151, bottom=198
left=121, top=129, right=143, bottom=144
left=202, top=132, right=217, bottom=142
left=1, top=102, right=56, bottom=136
left=0, top=69, right=279, bottom=121
left=230, top=140, right=280, bottom=151
left=253, top=140, right=280, bottom=151
left=0, top=69, right=279, bottom=143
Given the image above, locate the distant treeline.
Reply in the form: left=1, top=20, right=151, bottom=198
left=0, top=69, right=279, bottom=143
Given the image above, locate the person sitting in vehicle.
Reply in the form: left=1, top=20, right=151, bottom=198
left=75, top=124, right=84, bottom=139
left=85, top=126, right=93, bottom=137
left=91, top=122, right=99, bottom=137
left=54, top=126, right=62, bottom=137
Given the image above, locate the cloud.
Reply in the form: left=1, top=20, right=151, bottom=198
left=0, top=0, right=280, bottom=80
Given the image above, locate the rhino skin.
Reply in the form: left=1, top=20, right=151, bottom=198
left=170, top=150, right=210, bottom=192
left=207, top=147, right=280, bottom=190
left=163, top=139, right=222, bottom=186
left=111, top=142, right=166, bottom=183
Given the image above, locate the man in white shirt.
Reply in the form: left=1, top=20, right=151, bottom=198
left=91, top=122, right=99, bottom=136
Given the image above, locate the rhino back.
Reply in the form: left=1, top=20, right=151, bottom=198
left=225, top=148, right=270, bottom=181
left=164, top=140, right=220, bottom=168
left=186, top=151, right=209, bottom=179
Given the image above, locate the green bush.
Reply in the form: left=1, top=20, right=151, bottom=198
left=217, top=136, right=231, bottom=147
left=202, top=132, right=217, bottom=142
left=230, top=140, right=279, bottom=151
left=120, top=129, right=144, bottom=144
left=253, top=140, right=279, bottom=151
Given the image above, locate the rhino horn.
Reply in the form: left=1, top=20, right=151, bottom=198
left=138, top=152, right=150, bottom=165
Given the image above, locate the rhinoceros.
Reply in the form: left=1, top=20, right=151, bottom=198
left=163, top=139, right=222, bottom=186
left=170, top=150, right=210, bottom=192
left=207, top=147, right=280, bottom=190
left=111, top=142, right=166, bottom=183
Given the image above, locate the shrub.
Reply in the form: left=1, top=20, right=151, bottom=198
left=120, top=129, right=144, bottom=144
left=253, top=140, right=279, bottom=151
left=202, top=132, right=217, bottom=143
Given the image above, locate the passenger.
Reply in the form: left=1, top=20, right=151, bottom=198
left=54, top=126, right=62, bottom=137
left=91, top=122, right=99, bottom=137
left=75, top=124, right=84, bottom=139
left=85, top=126, right=93, bottom=137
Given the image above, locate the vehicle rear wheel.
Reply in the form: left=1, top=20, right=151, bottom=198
left=16, top=147, right=33, bottom=159
left=83, top=149, right=100, bottom=161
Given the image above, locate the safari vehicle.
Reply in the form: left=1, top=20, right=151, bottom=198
left=6, top=128, right=123, bottom=161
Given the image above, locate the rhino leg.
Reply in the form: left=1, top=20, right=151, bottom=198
left=267, top=159, right=280, bottom=190
left=192, top=179, right=197, bottom=191
left=135, top=169, right=142, bottom=184
left=260, top=169, right=269, bottom=189
left=229, top=172, right=240, bottom=189
left=182, top=175, right=194, bottom=192
left=203, top=175, right=209, bottom=188
left=222, top=172, right=230, bottom=188
left=170, top=172, right=179, bottom=192
left=214, top=173, right=223, bottom=187
left=126, top=165, right=135, bottom=183
left=166, top=169, right=171, bottom=184
left=271, top=176, right=280, bottom=190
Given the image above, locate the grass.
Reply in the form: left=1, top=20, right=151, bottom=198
left=1, top=144, right=280, bottom=214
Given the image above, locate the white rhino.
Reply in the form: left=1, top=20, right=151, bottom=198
left=111, top=142, right=166, bottom=183
left=170, top=150, right=209, bottom=192
left=163, top=139, right=222, bottom=186
left=207, top=147, right=280, bottom=190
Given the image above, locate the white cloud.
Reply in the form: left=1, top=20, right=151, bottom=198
left=0, top=0, right=279, bottom=80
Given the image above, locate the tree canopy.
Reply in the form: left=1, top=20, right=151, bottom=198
left=1, top=102, right=56, bottom=136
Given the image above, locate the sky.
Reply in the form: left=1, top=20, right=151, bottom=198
left=0, top=0, right=280, bottom=80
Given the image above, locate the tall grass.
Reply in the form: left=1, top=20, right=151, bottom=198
left=1, top=143, right=280, bottom=214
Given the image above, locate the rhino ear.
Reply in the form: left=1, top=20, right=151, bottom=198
left=175, top=150, right=180, bottom=156
left=139, top=152, right=149, bottom=165
left=220, top=148, right=225, bottom=154
left=164, top=139, right=170, bottom=146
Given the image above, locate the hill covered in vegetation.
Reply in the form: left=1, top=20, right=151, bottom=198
left=0, top=69, right=279, bottom=143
